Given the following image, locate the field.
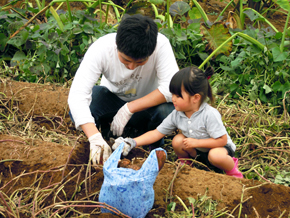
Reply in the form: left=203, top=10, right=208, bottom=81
left=1, top=0, right=290, bottom=216
left=1, top=79, right=290, bottom=217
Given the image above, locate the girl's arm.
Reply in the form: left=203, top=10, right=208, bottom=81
left=134, top=129, right=166, bottom=147
left=184, top=134, right=227, bottom=149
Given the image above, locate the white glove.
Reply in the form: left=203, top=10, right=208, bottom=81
left=89, top=133, right=112, bottom=165
left=112, top=137, right=136, bottom=156
left=110, top=103, right=133, bottom=136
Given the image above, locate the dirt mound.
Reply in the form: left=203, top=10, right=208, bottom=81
left=1, top=79, right=290, bottom=217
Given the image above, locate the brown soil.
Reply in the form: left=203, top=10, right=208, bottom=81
left=0, top=0, right=289, bottom=216
left=1, top=79, right=290, bottom=217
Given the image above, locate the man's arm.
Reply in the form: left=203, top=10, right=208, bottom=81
left=81, top=123, right=112, bottom=165
left=110, top=89, right=167, bottom=136
left=81, top=123, right=100, bottom=138
left=127, top=89, right=166, bottom=113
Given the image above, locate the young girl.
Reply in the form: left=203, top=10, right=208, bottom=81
left=112, top=66, right=243, bottom=178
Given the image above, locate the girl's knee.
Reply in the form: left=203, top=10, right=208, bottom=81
left=208, top=148, right=228, bottom=164
left=172, top=133, right=186, bottom=148
left=172, top=133, right=192, bottom=157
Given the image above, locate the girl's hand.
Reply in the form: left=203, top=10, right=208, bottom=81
left=183, top=138, right=199, bottom=149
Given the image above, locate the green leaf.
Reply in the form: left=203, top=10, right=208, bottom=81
left=281, top=81, right=290, bottom=98
left=169, top=1, right=190, bottom=16
left=12, top=51, right=26, bottom=61
left=126, top=2, right=153, bottom=15
left=188, top=7, right=201, bottom=20
left=30, top=63, right=50, bottom=75
left=197, top=51, right=208, bottom=61
left=48, top=32, right=58, bottom=42
left=187, top=22, right=201, bottom=32
left=259, top=87, right=268, bottom=103
left=0, top=33, right=8, bottom=51
left=263, top=84, right=272, bottom=94
left=64, top=23, right=74, bottom=31
left=60, top=44, right=69, bottom=55
left=272, top=81, right=282, bottom=92
left=7, top=30, right=29, bottom=48
left=271, top=46, right=288, bottom=62
left=73, top=27, right=83, bottom=35
left=83, top=23, right=94, bottom=34
left=8, top=21, right=25, bottom=33
left=50, top=6, right=64, bottom=32
left=148, top=0, right=165, bottom=5
left=200, top=22, right=232, bottom=57
left=230, top=83, right=239, bottom=92
left=235, top=87, right=242, bottom=97
left=10, top=51, right=26, bottom=67
left=220, top=64, right=233, bottom=71
left=276, top=0, right=290, bottom=11
left=243, top=9, right=260, bottom=21
left=231, top=57, right=243, bottom=67
left=167, top=202, right=176, bottom=211
left=188, top=197, right=196, bottom=205
left=249, top=91, right=258, bottom=101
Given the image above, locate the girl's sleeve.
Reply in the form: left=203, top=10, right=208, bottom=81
left=157, top=111, right=177, bottom=135
left=205, top=108, right=228, bottom=139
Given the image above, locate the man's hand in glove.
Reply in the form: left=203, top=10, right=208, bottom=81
left=89, top=133, right=112, bottom=165
left=112, top=137, right=136, bottom=156
left=110, top=103, right=133, bottom=136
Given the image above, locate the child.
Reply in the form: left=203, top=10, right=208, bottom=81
left=112, top=66, right=243, bottom=178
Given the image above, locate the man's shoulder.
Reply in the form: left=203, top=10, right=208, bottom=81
left=97, top=33, right=117, bottom=43
left=92, top=33, right=116, bottom=46
left=157, top=32, right=169, bottom=43
left=89, top=33, right=117, bottom=51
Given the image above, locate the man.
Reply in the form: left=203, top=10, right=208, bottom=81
left=68, top=14, right=179, bottom=165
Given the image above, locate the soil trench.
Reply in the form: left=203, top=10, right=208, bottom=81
left=1, top=79, right=290, bottom=217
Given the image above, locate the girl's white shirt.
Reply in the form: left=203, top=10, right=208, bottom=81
left=68, top=33, right=179, bottom=130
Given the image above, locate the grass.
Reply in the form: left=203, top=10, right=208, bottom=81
left=0, top=77, right=290, bottom=217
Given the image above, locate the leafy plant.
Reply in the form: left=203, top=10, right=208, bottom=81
left=190, top=0, right=280, bottom=32
left=162, top=190, right=228, bottom=217
left=276, top=0, right=290, bottom=52
left=169, top=1, right=190, bottom=24
left=0, top=0, right=289, bottom=114
left=0, top=6, right=116, bottom=83
left=272, top=170, right=290, bottom=186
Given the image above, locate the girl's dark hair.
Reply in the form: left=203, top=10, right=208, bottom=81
left=169, top=66, right=215, bottom=104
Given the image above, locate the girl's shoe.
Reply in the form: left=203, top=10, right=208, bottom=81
left=178, top=157, right=192, bottom=166
left=225, top=157, right=243, bottom=178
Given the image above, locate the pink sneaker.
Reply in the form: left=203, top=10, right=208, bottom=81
left=178, top=157, right=192, bottom=166
left=225, top=157, right=243, bottom=178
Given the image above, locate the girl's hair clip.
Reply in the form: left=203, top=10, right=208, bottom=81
left=207, top=76, right=211, bottom=79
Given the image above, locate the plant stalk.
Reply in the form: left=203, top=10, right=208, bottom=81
left=199, top=32, right=265, bottom=69
left=66, top=0, right=73, bottom=22
left=280, top=9, right=290, bottom=51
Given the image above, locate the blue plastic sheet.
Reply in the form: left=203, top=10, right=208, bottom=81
left=99, top=142, right=166, bottom=218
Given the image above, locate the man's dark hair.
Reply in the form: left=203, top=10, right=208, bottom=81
left=116, top=14, right=158, bottom=60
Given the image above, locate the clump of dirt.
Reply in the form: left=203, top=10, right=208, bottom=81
left=1, top=79, right=290, bottom=217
